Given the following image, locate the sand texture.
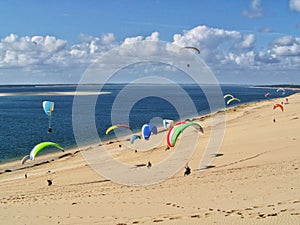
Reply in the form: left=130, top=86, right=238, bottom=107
left=0, top=93, right=299, bottom=225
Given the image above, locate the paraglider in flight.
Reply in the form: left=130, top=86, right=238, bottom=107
left=131, top=135, right=141, bottom=144
left=183, top=46, right=201, bottom=54
left=21, top=155, right=30, bottom=165
left=163, top=119, right=174, bottom=129
left=21, top=142, right=64, bottom=164
left=29, top=141, right=64, bottom=161
left=105, top=124, right=132, bottom=135
left=226, top=97, right=241, bottom=105
left=141, top=124, right=158, bottom=140
left=43, top=101, right=54, bottom=133
left=223, top=94, right=234, bottom=99
left=276, top=88, right=285, bottom=95
left=273, top=103, right=284, bottom=112
left=167, top=121, right=204, bottom=147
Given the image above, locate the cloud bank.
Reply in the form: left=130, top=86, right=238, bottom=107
left=290, top=0, right=300, bottom=12
left=0, top=24, right=299, bottom=84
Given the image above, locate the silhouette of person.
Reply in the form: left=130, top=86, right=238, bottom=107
left=184, top=165, right=191, bottom=176
left=47, top=179, right=52, bottom=186
left=147, top=161, right=152, bottom=168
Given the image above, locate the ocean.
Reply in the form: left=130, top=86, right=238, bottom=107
left=0, top=84, right=296, bottom=163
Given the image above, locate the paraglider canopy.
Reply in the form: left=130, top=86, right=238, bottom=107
left=183, top=46, right=200, bottom=54
left=21, top=155, right=30, bottom=165
left=42, top=101, right=54, bottom=132
left=29, top=142, right=64, bottom=161
left=167, top=121, right=203, bottom=147
left=223, top=94, right=234, bottom=99
left=142, top=124, right=158, bottom=140
left=226, top=97, right=241, bottom=105
left=131, top=135, right=141, bottom=144
left=276, top=88, right=285, bottom=95
left=273, top=103, right=284, bottom=112
left=43, top=101, right=54, bottom=116
left=163, top=119, right=174, bottom=129
left=106, top=124, right=132, bottom=135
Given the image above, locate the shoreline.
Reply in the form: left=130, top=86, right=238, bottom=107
left=0, top=92, right=295, bottom=175
left=0, top=91, right=111, bottom=97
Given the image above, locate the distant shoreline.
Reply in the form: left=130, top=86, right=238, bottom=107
left=253, top=84, right=300, bottom=89
left=0, top=91, right=111, bottom=97
left=0, top=83, right=299, bottom=88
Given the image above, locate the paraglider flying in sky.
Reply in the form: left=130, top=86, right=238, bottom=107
left=226, top=97, right=241, bottom=105
left=223, top=94, right=241, bottom=105
left=183, top=46, right=201, bottom=54
left=223, top=94, right=234, bottom=100
left=273, top=103, right=284, bottom=112
left=276, top=88, right=285, bottom=95
left=141, top=124, right=158, bottom=140
left=106, top=124, right=132, bottom=135
left=131, top=134, right=141, bottom=144
left=21, top=141, right=64, bottom=164
left=43, top=101, right=54, bottom=133
left=167, top=121, right=203, bottom=147
left=163, top=119, right=174, bottom=129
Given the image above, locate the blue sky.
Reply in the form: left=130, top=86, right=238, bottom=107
left=0, top=0, right=300, bottom=84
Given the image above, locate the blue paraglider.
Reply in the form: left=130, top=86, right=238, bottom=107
left=131, top=135, right=141, bottom=144
left=141, top=124, right=158, bottom=140
left=42, top=101, right=54, bottom=132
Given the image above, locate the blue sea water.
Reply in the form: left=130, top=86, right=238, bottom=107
left=0, top=84, right=297, bottom=163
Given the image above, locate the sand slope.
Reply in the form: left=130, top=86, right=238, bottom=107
left=0, top=93, right=299, bottom=225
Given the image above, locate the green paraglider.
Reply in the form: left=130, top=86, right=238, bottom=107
left=29, top=142, right=64, bottom=160
left=167, top=121, right=203, bottom=147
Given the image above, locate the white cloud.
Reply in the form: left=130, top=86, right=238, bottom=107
left=0, top=26, right=300, bottom=84
left=254, top=51, right=280, bottom=64
left=145, top=32, right=160, bottom=41
left=273, top=35, right=295, bottom=46
left=235, top=34, right=255, bottom=50
left=101, top=33, right=116, bottom=45
left=271, top=36, right=300, bottom=56
left=242, top=0, right=263, bottom=18
left=172, top=25, right=258, bottom=65
left=173, top=25, right=241, bottom=48
left=258, top=28, right=273, bottom=33
left=289, top=0, right=300, bottom=12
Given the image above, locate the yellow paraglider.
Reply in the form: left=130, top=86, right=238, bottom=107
left=226, top=97, right=241, bottom=105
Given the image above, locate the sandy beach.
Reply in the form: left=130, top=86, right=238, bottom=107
left=0, top=93, right=299, bottom=225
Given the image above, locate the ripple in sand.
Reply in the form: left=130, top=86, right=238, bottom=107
left=153, top=219, right=163, bottom=222
left=169, top=216, right=182, bottom=220
left=190, top=214, right=200, bottom=218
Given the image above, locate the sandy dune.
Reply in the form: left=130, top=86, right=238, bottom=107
left=0, top=93, right=299, bottom=225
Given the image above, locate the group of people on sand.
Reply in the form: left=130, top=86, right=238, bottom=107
left=146, top=161, right=191, bottom=176
left=24, top=173, right=53, bottom=186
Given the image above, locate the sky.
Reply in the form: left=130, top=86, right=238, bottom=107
left=0, top=0, right=300, bottom=84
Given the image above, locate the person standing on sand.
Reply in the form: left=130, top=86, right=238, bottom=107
left=147, top=161, right=152, bottom=168
left=184, top=165, right=191, bottom=176
left=47, top=179, right=52, bottom=186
